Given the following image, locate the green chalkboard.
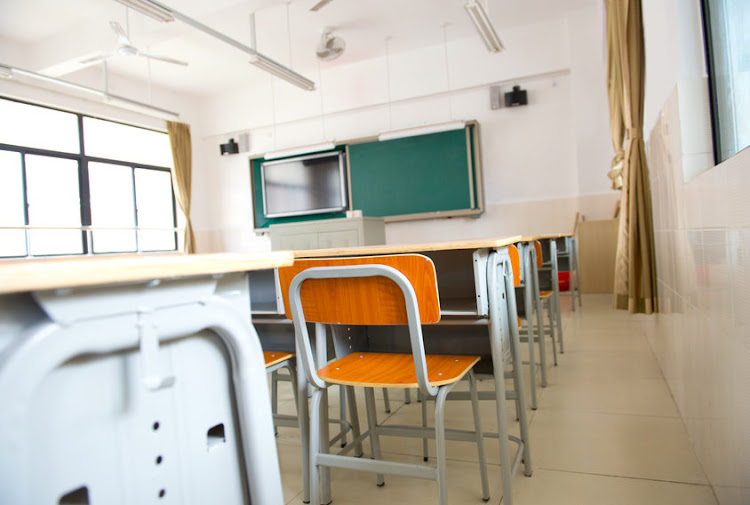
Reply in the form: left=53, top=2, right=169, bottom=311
left=348, top=127, right=477, bottom=218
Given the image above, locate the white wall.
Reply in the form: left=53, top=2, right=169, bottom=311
left=641, top=1, right=750, bottom=503
left=192, top=8, right=617, bottom=251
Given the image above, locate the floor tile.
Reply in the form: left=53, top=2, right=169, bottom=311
left=530, top=409, right=709, bottom=484
left=512, top=468, right=716, bottom=505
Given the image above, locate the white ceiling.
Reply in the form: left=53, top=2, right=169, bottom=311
left=0, top=0, right=597, bottom=98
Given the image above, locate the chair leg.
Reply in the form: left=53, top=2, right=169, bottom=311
left=555, top=285, right=565, bottom=354
left=339, top=386, right=347, bottom=447
left=524, top=287, right=538, bottom=410
left=345, top=386, right=364, bottom=457
left=546, top=299, right=558, bottom=366
left=309, top=388, right=323, bottom=505
left=533, top=281, right=548, bottom=388
left=382, top=388, right=391, bottom=413
left=297, top=357, right=311, bottom=504
left=421, top=388, right=429, bottom=461
left=468, top=371, right=490, bottom=501
left=404, top=388, right=411, bottom=404
left=434, top=385, right=456, bottom=505
left=364, top=388, right=385, bottom=486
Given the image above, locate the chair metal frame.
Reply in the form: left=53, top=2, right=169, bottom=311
left=287, top=258, right=489, bottom=505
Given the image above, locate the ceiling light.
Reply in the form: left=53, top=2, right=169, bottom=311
left=112, top=0, right=316, bottom=91
left=378, top=121, right=466, bottom=142
left=113, top=0, right=175, bottom=22
left=249, top=54, right=315, bottom=91
left=464, top=1, right=504, bottom=53
left=0, top=62, right=179, bottom=119
left=264, top=141, right=336, bottom=160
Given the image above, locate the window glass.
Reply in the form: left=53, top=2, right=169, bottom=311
left=25, top=155, right=83, bottom=255
left=89, top=162, right=137, bottom=253
left=135, top=168, right=176, bottom=251
left=704, top=0, right=750, bottom=162
left=0, top=98, right=80, bottom=154
left=83, top=117, right=172, bottom=167
left=0, top=151, right=27, bottom=257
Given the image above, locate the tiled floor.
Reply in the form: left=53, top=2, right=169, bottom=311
left=270, top=294, right=718, bottom=504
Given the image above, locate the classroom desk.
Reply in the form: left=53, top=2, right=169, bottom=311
left=281, top=237, right=531, bottom=505
left=0, top=252, right=293, bottom=505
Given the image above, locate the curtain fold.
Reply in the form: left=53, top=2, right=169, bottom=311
left=606, top=2, right=625, bottom=190
left=607, top=0, right=658, bottom=314
left=167, top=121, right=196, bottom=254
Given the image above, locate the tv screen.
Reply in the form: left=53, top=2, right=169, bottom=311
left=261, top=151, right=348, bottom=218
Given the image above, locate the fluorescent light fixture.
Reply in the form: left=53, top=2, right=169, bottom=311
left=112, top=0, right=315, bottom=91
left=378, top=121, right=466, bottom=142
left=113, top=0, right=175, bottom=22
left=0, top=62, right=179, bottom=119
left=465, top=1, right=504, bottom=53
left=264, top=141, right=336, bottom=160
left=249, top=54, right=315, bottom=91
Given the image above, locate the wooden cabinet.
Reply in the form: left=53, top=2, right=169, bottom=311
left=269, top=217, right=385, bottom=251
left=578, top=219, right=619, bottom=293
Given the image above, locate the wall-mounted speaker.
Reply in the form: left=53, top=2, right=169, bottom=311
left=220, top=138, right=239, bottom=155
left=504, top=85, right=528, bottom=107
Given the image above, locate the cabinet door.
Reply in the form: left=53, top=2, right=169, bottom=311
left=318, top=230, right=358, bottom=249
left=277, top=232, right=318, bottom=250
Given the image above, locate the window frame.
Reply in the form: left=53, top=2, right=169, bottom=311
left=0, top=96, right=178, bottom=258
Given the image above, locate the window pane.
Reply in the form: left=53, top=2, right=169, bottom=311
left=0, top=150, right=28, bottom=257
left=89, top=162, right=137, bottom=253
left=25, top=155, right=83, bottom=255
left=135, top=168, right=176, bottom=251
left=0, top=98, right=80, bottom=154
left=705, top=0, right=750, bottom=162
left=83, top=117, right=172, bottom=168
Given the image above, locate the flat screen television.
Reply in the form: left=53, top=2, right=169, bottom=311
left=261, top=151, right=348, bottom=219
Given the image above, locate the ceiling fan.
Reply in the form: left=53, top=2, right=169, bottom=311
left=81, top=21, right=188, bottom=66
left=316, top=28, right=345, bottom=61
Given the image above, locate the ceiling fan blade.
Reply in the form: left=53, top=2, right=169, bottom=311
left=80, top=52, right=115, bottom=65
left=138, top=50, right=189, bottom=66
left=310, top=0, right=334, bottom=12
left=109, top=21, right=132, bottom=47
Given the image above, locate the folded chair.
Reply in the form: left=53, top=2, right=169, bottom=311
left=279, top=254, right=489, bottom=505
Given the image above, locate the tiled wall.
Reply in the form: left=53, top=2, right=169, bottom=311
left=643, top=80, right=750, bottom=505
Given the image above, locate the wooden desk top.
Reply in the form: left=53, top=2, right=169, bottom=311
left=519, top=233, right=574, bottom=242
left=0, top=251, right=295, bottom=295
left=292, top=236, right=523, bottom=258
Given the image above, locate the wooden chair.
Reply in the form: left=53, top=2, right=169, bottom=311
left=263, top=351, right=299, bottom=430
left=278, top=254, right=489, bottom=505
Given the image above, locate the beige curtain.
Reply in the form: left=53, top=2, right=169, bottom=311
left=607, top=0, right=658, bottom=314
left=167, top=121, right=196, bottom=254
left=606, top=2, right=625, bottom=190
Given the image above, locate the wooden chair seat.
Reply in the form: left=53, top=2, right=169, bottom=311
left=539, top=290, right=554, bottom=300
left=264, top=351, right=294, bottom=368
left=318, top=352, right=480, bottom=389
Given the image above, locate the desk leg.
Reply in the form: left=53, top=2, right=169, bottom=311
left=530, top=248, right=548, bottom=388
left=503, top=259, right=533, bottom=478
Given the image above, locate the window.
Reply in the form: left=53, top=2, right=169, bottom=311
left=0, top=97, right=180, bottom=258
left=702, top=0, right=750, bottom=163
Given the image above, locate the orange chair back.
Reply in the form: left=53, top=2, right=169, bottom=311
left=534, top=241, right=543, bottom=268
left=508, top=245, right=521, bottom=287
left=278, top=254, right=441, bottom=326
